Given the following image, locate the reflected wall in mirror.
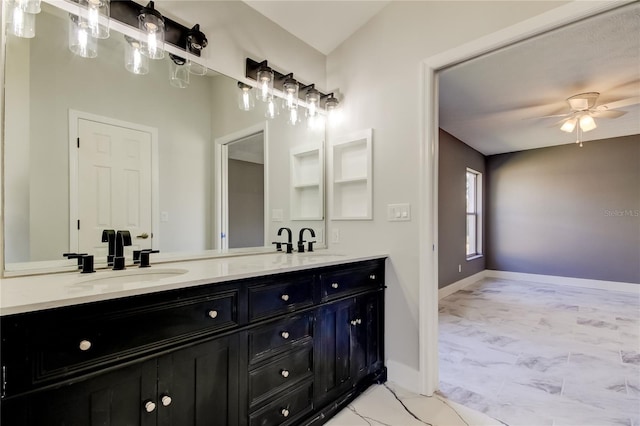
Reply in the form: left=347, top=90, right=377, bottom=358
left=3, top=3, right=325, bottom=273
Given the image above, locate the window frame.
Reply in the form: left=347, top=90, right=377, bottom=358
left=466, top=168, right=483, bottom=259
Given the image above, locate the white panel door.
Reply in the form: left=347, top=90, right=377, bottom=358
left=77, top=119, right=152, bottom=260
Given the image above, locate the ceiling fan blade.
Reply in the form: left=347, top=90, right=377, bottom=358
left=596, top=96, right=640, bottom=111
left=592, top=109, right=627, bottom=119
left=524, top=113, right=571, bottom=120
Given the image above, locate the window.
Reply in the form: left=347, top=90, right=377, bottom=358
left=466, top=168, right=483, bottom=258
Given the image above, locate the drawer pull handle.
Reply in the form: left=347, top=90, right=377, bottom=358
left=331, top=282, right=339, bottom=289
left=281, top=369, right=290, bottom=378
left=281, top=408, right=290, bottom=418
left=208, top=310, right=218, bottom=319
left=79, top=340, right=92, bottom=351
left=369, top=274, right=376, bottom=280
left=144, top=401, right=156, bottom=413
left=281, top=294, right=290, bottom=302
left=281, top=331, right=290, bottom=339
left=161, top=395, right=172, bottom=407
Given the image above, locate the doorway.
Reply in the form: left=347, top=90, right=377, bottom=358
left=69, top=110, right=159, bottom=259
left=215, top=123, right=269, bottom=250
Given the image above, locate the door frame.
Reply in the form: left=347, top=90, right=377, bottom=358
left=68, top=110, right=160, bottom=253
left=214, top=122, right=269, bottom=250
left=417, top=0, right=631, bottom=395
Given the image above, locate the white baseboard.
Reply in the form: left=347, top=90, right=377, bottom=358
left=438, top=271, right=487, bottom=300
left=485, top=270, right=640, bottom=294
left=386, top=360, right=421, bottom=394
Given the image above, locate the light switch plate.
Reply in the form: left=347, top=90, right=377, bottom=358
left=387, top=203, right=411, bottom=221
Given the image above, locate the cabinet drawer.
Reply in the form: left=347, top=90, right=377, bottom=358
left=320, top=260, right=384, bottom=301
left=249, top=380, right=314, bottom=426
left=248, top=275, right=314, bottom=321
left=249, top=345, right=313, bottom=406
left=248, top=314, right=313, bottom=364
left=33, top=291, right=238, bottom=384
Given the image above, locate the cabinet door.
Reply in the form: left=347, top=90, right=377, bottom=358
left=2, top=359, right=157, bottom=426
left=351, top=292, right=384, bottom=383
left=315, top=298, right=353, bottom=405
left=156, top=335, right=240, bottom=426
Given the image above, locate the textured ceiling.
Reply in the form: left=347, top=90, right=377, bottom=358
left=439, top=2, right=640, bottom=155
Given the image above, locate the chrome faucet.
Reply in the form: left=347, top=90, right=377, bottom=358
left=297, top=228, right=316, bottom=253
left=276, top=227, right=293, bottom=253
left=113, top=230, right=132, bottom=270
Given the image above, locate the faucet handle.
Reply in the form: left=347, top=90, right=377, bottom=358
left=139, top=250, right=159, bottom=268
left=63, top=253, right=88, bottom=270
left=271, top=242, right=283, bottom=252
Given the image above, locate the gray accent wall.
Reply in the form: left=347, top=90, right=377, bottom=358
left=486, top=134, right=640, bottom=284
left=228, top=159, right=265, bottom=249
left=438, top=130, right=486, bottom=288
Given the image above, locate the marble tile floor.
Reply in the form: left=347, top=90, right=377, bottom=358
left=438, top=278, right=640, bottom=426
left=325, top=382, right=504, bottom=426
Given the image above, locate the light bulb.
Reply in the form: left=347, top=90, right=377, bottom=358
left=125, top=36, right=149, bottom=74
left=69, top=14, right=97, bottom=58
left=560, top=118, right=576, bottom=133
left=256, top=65, right=274, bottom=102
left=288, top=107, right=299, bottom=125
left=265, top=97, right=279, bottom=119
left=579, top=115, right=596, bottom=132
left=237, top=82, right=255, bottom=111
left=305, top=88, right=320, bottom=118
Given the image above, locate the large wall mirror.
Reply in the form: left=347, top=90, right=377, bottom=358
left=3, top=2, right=326, bottom=274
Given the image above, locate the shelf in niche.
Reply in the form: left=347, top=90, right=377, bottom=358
left=290, top=144, right=324, bottom=221
left=331, top=129, right=372, bottom=221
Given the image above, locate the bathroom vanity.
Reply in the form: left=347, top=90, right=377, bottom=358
left=0, top=253, right=387, bottom=425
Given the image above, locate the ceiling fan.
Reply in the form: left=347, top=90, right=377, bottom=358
left=535, top=92, right=639, bottom=146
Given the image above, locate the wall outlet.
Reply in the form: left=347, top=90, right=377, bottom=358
left=332, top=228, right=340, bottom=243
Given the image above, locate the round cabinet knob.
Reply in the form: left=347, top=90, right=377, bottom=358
left=281, top=408, right=290, bottom=418
left=281, top=331, right=290, bottom=339
left=331, top=282, right=339, bottom=289
left=144, top=401, right=156, bottom=413
left=369, top=274, right=376, bottom=280
left=161, top=395, right=172, bottom=407
left=357, top=318, right=362, bottom=325
left=79, top=340, right=92, bottom=351
left=281, top=369, right=290, bottom=378
left=350, top=319, right=358, bottom=326
left=208, top=310, right=218, bottom=319
left=281, top=294, right=290, bottom=302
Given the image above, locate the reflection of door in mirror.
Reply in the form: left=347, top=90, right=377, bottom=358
left=71, top=112, right=158, bottom=261
left=218, top=128, right=267, bottom=249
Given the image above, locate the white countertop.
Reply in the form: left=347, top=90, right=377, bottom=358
left=0, top=251, right=387, bottom=316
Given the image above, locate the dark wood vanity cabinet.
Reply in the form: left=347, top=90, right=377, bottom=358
left=1, top=258, right=386, bottom=425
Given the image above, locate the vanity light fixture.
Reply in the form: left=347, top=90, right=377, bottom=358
left=69, top=13, right=98, bottom=58
left=245, top=57, right=343, bottom=123
left=81, top=0, right=110, bottom=39
left=265, top=96, right=280, bottom=119
left=8, top=1, right=37, bottom=38
left=138, top=1, right=164, bottom=59
left=324, top=93, right=340, bottom=124
left=282, top=74, right=299, bottom=110
left=169, top=54, right=189, bottom=88
left=16, top=0, right=41, bottom=14
left=124, top=35, right=149, bottom=75
left=186, top=24, right=208, bottom=76
left=255, top=62, right=275, bottom=102
left=237, top=82, right=256, bottom=111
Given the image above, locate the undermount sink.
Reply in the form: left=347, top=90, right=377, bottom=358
left=78, top=268, right=188, bottom=286
left=297, top=252, right=346, bottom=258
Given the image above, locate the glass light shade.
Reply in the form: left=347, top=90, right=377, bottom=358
left=305, top=88, right=320, bottom=117
left=237, top=83, right=255, bottom=111
left=124, top=36, right=149, bottom=75
left=265, top=96, right=279, bottom=119
left=256, top=66, right=274, bottom=102
left=186, top=24, right=208, bottom=76
left=138, top=3, right=165, bottom=60
left=9, top=4, right=36, bottom=38
left=82, top=0, right=110, bottom=39
left=579, top=114, right=596, bottom=132
left=325, top=95, right=341, bottom=125
left=169, top=55, right=189, bottom=88
left=282, top=77, right=299, bottom=110
left=287, top=106, right=300, bottom=126
left=16, top=0, right=40, bottom=14
left=560, top=118, right=576, bottom=133
left=69, top=14, right=97, bottom=58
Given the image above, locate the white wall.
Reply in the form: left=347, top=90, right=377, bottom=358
left=326, top=0, right=568, bottom=387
